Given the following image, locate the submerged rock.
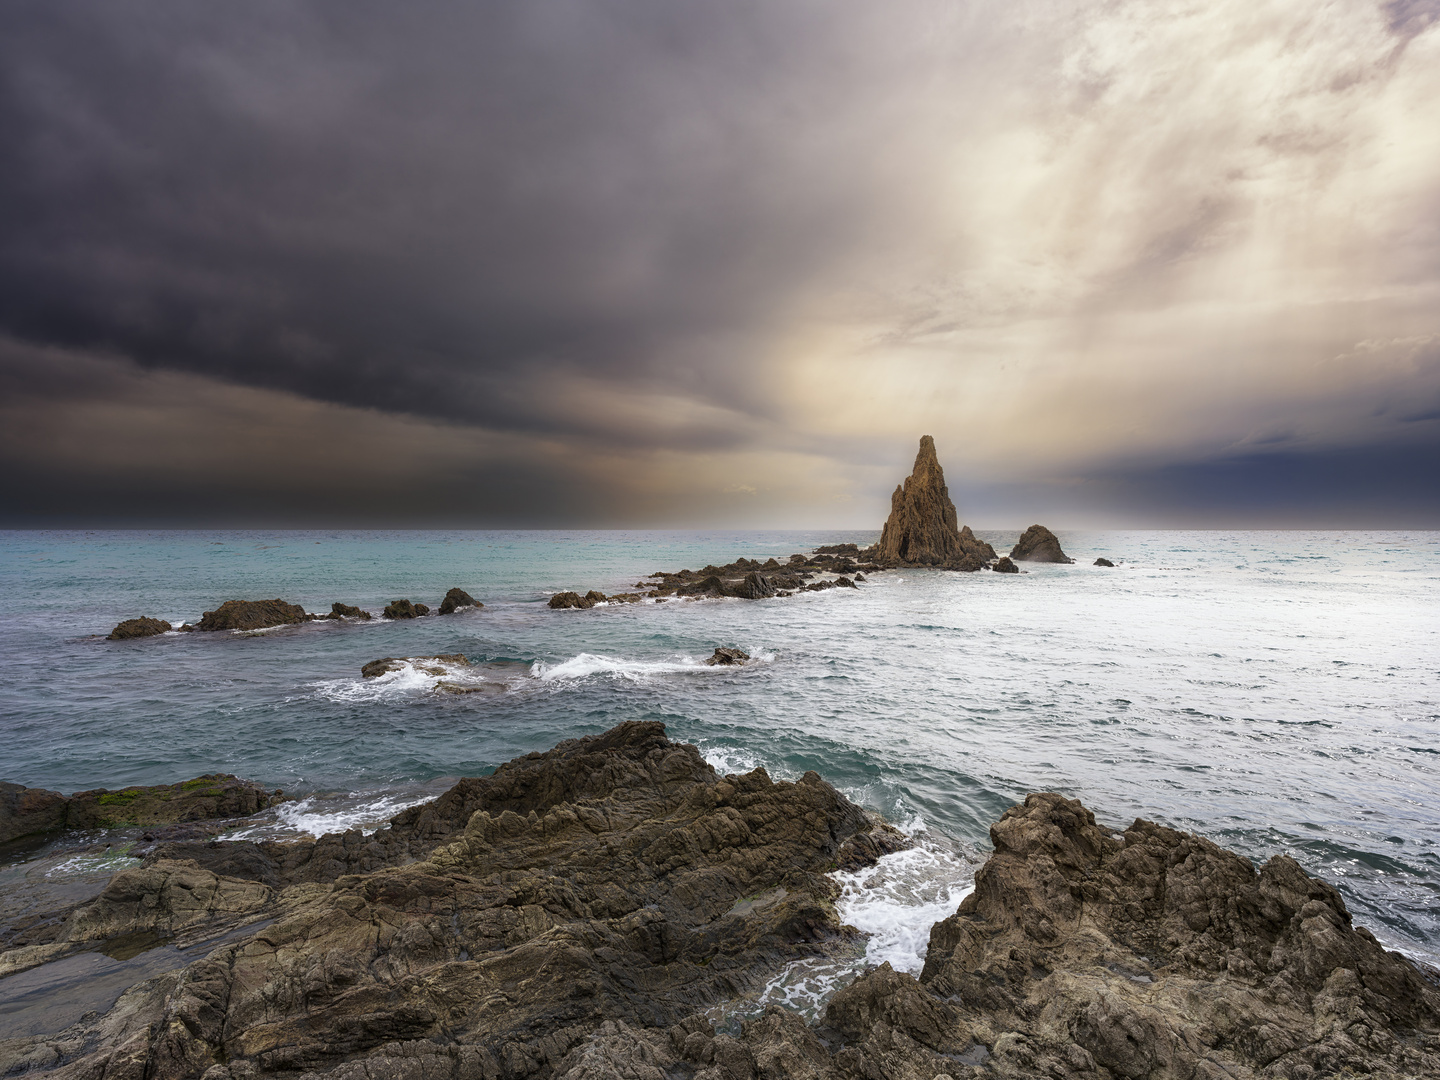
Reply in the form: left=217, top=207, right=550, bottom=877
left=383, top=598, right=430, bottom=619
left=196, top=598, right=310, bottom=631
left=1010, top=523, right=1075, bottom=563
left=873, top=436, right=995, bottom=569
left=993, top=556, right=1020, bottom=573
left=105, top=616, right=173, bottom=640
left=437, top=587, right=480, bottom=615
left=704, top=647, right=750, bottom=666
left=361, top=654, right=470, bottom=678
left=1094, top=556, right=1115, bottom=567
left=328, top=602, right=372, bottom=619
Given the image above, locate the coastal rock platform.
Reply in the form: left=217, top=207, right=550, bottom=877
left=3, top=728, right=1435, bottom=1080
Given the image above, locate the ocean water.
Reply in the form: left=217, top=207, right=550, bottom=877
left=1, top=528, right=1437, bottom=989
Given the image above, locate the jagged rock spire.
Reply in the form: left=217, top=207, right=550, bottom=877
left=874, top=436, right=995, bottom=569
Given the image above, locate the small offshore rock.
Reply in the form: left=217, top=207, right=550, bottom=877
left=362, top=654, right=469, bottom=678
left=329, top=602, right=372, bottom=619
left=196, top=599, right=309, bottom=631
left=834, top=575, right=858, bottom=588
left=729, top=572, right=776, bottom=600
left=814, top=543, right=860, bottom=555
left=383, top=598, right=430, bottom=619
left=438, top=588, right=480, bottom=615
left=993, top=556, right=1019, bottom=574
left=106, top=617, right=173, bottom=640
left=584, top=590, right=608, bottom=605
left=1094, top=557, right=1115, bottom=567
left=704, top=647, right=750, bottom=666
left=1010, top=524, right=1075, bottom=563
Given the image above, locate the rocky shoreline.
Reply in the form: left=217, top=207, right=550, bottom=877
left=1, top=722, right=1435, bottom=1080
left=106, top=591, right=483, bottom=641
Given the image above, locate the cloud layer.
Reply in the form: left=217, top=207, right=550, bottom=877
left=2, top=0, right=1437, bottom=525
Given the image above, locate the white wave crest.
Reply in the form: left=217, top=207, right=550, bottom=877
left=310, top=657, right=487, bottom=702
left=228, top=792, right=438, bottom=840
left=533, top=653, right=710, bottom=682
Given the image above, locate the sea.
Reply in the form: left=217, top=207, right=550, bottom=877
left=1, top=528, right=1437, bottom=1021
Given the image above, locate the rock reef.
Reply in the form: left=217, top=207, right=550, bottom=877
left=2, top=732, right=1436, bottom=1080
left=1010, top=524, right=1074, bottom=564
left=105, top=617, right=173, bottom=640
left=107, top=589, right=480, bottom=639
left=0, top=775, right=278, bottom=845
left=196, top=598, right=309, bottom=631
left=871, top=436, right=995, bottom=571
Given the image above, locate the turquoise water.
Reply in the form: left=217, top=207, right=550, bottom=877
left=1, top=528, right=1437, bottom=970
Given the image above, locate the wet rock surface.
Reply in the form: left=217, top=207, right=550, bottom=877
left=1010, top=523, right=1075, bottom=564
left=105, top=617, right=173, bottom=640
left=0, top=776, right=276, bottom=848
left=195, top=599, right=310, bottom=632
left=327, top=602, right=372, bottom=619
left=705, top=647, right=750, bottom=666
left=992, top=556, right=1019, bottom=574
left=438, top=588, right=481, bottom=615
left=361, top=654, right=471, bottom=679
left=3, top=741, right=1436, bottom=1080
left=869, top=436, right=996, bottom=571
left=0, top=722, right=906, bottom=1080
left=1094, top=557, right=1115, bottom=567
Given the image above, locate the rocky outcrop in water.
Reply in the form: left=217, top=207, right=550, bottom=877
left=1095, top=557, right=1115, bottom=567
left=196, top=599, right=310, bottom=631
left=0, top=775, right=277, bottom=846
left=438, top=588, right=481, bottom=615
left=0, top=722, right=905, bottom=1078
left=705, top=647, right=750, bottom=666
left=361, top=654, right=470, bottom=678
left=993, top=556, right=1019, bottom=574
left=4, top=734, right=1437, bottom=1080
left=327, top=602, right=372, bottom=619
left=1010, top=523, right=1074, bottom=564
left=872, top=436, right=995, bottom=570
left=105, top=617, right=173, bottom=640
left=383, top=598, right=430, bottom=618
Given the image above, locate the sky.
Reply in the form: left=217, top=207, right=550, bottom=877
left=2, top=0, right=1438, bottom=528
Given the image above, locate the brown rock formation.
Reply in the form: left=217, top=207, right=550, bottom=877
left=105, top=617, right=173, bottom=640
left=438, top=588, right=481, bottom=615
left=328, top=602, right=372, bottom=619
left=0, top=783, right=69, bottom=844
left=196, top=599, right=310, bottom=631
left=383, top=598, right=430, bottom=618
left=1010, top=523, right=1074, bottom=563
left=705, top=647, right=750, bottom=666
left=874, top=436, right=995, bottom=569
left=993, top=556, right=1019, bottom=573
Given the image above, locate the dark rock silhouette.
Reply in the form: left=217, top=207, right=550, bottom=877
left=327, top=602, right=372, bottom=619
left=196, top=598, right=309, bottom=631
left=704, top=647, right=750, bottom=666
left=0, top=782, right=68, bottom=844
left=729, top=571, right=776, bottom=599
left=437, top=588, right=481, bottom=615
left=106, top=617, right=173, bottom=640
left=993, top=556, right=1020, bottom=573
left=1094, top=557, right=1115, bottom=567
left=873, top=436, right=995, bottom=570
left=383, top=598, right=430, bottom=618
left=1010, top=523, right=1075, bottom=563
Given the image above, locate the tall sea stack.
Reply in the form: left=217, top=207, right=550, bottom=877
left=873, top=436, right=995, bottom=570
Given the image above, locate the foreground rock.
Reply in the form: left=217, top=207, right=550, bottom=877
left=0, top=775, right=277, bottom=845
left=871, top=435, right=996, bottom=570
left=196, top=598, right=309, bottom=631
left=993, top=556, right=1019, bottom=574
left=105, top=617, right=173, bottom=640
left=4, top=739, right=1436, bottom=1080
left=0, top=722, right=904, bottom=1078
left=1010, top=523, right=1075, bottom=563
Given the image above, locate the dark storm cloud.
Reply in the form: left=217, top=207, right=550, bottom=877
left=0, top=0, right=928, bottom=447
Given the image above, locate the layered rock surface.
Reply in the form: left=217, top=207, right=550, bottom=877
left=872, top=436, right=995, bottom=570
left=5, top=743, right=1435, bottom=1080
